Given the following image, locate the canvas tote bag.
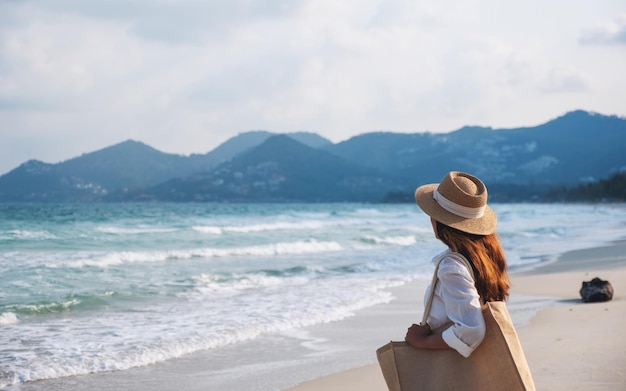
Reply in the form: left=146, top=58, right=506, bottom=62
left=376, top=252, right=535, bottom=391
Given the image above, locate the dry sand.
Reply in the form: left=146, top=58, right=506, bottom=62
left=286, top=242, right=626, bottom=391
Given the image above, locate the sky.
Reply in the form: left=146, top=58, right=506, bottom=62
left=1, top=0, right=625, bottom=175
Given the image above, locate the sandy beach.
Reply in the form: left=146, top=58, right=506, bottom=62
left=286, top=241, right=626, bottom=391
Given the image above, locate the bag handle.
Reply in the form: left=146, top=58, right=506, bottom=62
left=420, top=251, right=476, bottom=325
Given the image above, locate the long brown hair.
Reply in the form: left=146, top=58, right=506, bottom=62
left=435, top=221, right=509, bottom=302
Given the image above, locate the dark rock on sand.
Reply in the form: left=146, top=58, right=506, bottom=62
left=580, top=277, right=614, bottom=303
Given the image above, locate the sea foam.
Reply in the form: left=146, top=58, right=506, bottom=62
left=0, top=312, right=18, bottom=325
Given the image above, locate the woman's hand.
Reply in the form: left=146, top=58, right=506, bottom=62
left=405, top=323, right=450, bottom=350
left=404, top=323, right=432, bottom=348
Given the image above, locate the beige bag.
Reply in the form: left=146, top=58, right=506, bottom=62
left=376, top=253, right=535, bottom=391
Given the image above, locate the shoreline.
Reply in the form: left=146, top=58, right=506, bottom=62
left=285, top=241, right=626, bottom=391
left=9, top=241, right=626, bottom=391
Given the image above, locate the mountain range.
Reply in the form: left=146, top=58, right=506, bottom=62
left=1, top=110, right=625, bottom=203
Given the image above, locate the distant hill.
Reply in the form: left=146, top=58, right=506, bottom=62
left=1, top=110, right=625, bottom=202
left=59, top=140, right=211, bottom=188
left=0, top=140, right=211, bottom=201
left=0, top=134, right=332, bottom=202
left=113, top=135, right=396, bottom=202
left=204, top=131, right=332, bottom=165
left=325, top=110, right=626, bottom=188
left=545, top=172, right=626, bottom=202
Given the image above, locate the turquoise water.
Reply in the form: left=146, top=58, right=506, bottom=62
left=1, top=202, right=625, bottom=388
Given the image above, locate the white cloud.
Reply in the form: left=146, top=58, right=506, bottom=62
left=0, top=0, right=625, bottom=174
left=540, top=68, right=590, bottom=93
left=579, top=14, right=626, bottom=45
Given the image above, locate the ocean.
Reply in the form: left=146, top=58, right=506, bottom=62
left=1, top=202, right=625, bottom=390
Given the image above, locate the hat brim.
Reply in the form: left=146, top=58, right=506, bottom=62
left=414, top=183, right=497, bottom=235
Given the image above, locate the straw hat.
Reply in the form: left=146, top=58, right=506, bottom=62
left=414, top=171, right=496, bottom=235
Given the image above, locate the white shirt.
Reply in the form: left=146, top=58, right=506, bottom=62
left=424, top=250, right=486, bottom=358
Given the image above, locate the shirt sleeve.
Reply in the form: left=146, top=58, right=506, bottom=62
left=436, top=257, right=486, bottom=358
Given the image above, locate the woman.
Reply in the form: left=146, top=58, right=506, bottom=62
left=405, top=171, right=509, bottom=358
